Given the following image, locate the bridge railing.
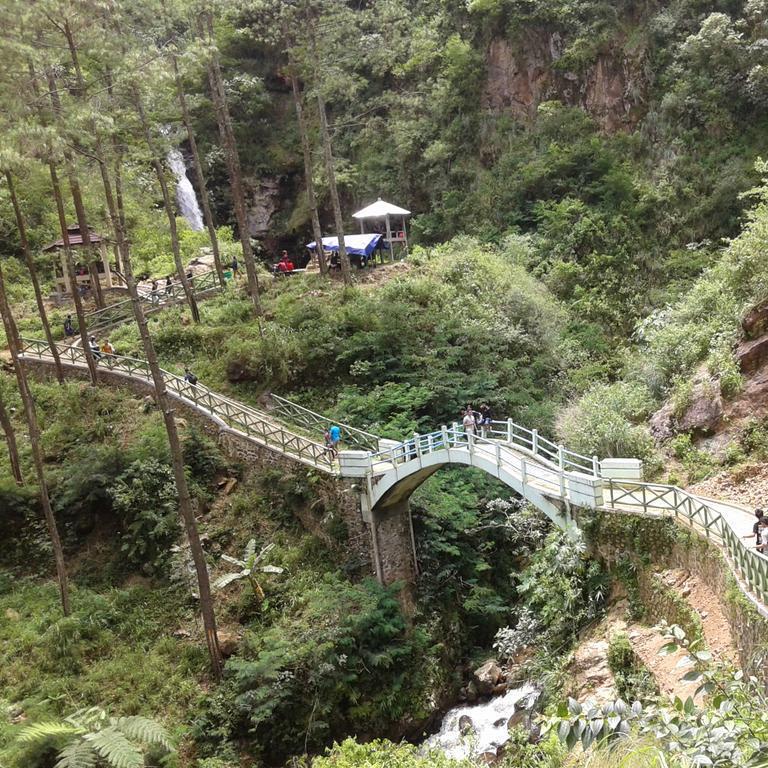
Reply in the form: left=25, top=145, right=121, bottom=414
left=19, top=338, right=334, bottom=473
left=268, top=393, right=380, bottom=452
left=368, top=426, right=582, bottom=500
left=85, top=269, right=222, bottom=333
left=604, top=479, right=768, bottom=606
left=371, top=422, right=597, bottom=481
left=484, top=419, right=598, bottom=475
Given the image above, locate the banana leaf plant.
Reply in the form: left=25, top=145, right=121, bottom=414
left=213, top=539, right=284, bottom=600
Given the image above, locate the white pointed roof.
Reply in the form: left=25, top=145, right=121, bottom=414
left=352, top=198, right=411, bottom=219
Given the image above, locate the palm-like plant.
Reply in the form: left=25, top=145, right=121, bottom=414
left=14, top=707, right=174, bottom=768
left=213, top=539, right=285, bottom=601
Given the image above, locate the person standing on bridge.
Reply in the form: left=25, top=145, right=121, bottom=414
left=184, top=368, right=199, bottom=386
left=64, top=315, right=76, bottom=338
left=462, top=409, right=476, bottom=441
left=479, top=404, right=493, bottom=438
left=329, top=424, right=342, bottom=458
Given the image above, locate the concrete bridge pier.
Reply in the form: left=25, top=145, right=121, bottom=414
left=369, top=499, right=419, bottom=617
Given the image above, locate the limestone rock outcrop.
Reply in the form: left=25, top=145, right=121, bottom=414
left=483, top=30, right=647, bottom=133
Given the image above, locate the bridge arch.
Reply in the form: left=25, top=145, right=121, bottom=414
left=340, top=432, right=606, bottom=608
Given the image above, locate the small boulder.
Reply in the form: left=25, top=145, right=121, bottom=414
left=493, top=717, right=507, bottom=728
left=677, top=389, right=722, bottom=436
left=5, top=608, right=20, bottom=621
left=649, top=402, right=676, bottom=441
left=507, top=709, right=528, bottom=729
left=473, top=660, right=503, bottom=696
left=742, top=301, right=768, bottom=339
left=478, top=752, right=499, bottom=765
left=216, top=630, right=239, bottom=657
left=736, top=333, right=768, bottom=374
left=492, top=683, right=508, bottom=696
left=458, top=715, right=474, bottom=736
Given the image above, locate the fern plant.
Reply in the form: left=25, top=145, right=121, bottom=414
left=13, top=707, right=174, bottom=768
left=213, top=539, right=284, bottom=601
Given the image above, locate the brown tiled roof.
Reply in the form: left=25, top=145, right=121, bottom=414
left=43, top=225, right=107, bottom=252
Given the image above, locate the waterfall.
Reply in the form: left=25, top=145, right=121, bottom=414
left=422, top=684, right=537, bottom=760
left=167, top=147, right=204, bottom=231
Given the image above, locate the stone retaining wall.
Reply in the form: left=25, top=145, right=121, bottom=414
left=583, top=509, right=768, bottom=678
left=22, top=359, right=373, bottom=577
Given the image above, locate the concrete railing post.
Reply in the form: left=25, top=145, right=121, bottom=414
left=521, top=457, right=527, bottom=485
left=558, top=445, right=566, bottom=499
left=507, top=418, right=514, bottom=444
left=593, top=455, right=600, bottom=477
left=532, top=429, right=539, bottom=456
left=442, top=425, right=450, bottom=451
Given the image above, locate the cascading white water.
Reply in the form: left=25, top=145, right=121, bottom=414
left=167, top=148, right=204, bottom=231
left=423, top=683, right=537, bottom=760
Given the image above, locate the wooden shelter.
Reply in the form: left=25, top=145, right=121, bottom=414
left=352, top=199, right=410, bottom=260
left=43, top=225, right=122, bottom=296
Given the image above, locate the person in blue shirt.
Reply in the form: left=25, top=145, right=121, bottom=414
left=329, top=425, right=342, bottom=458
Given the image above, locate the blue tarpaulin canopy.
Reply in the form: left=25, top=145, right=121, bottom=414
left=306, top=233, right=387, bottom=257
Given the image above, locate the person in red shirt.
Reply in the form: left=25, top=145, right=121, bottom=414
left=276, top=250, right=295, bottom=274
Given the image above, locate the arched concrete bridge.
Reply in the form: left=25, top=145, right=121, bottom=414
left=18, top=337, right=768, bottom=618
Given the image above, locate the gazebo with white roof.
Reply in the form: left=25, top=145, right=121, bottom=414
left=352, top=198, right=410, bottom=259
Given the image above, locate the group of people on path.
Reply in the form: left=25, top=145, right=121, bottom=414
left=88, top=335, right=115, bottom=361
left=461, top=404, right=493, bottom=439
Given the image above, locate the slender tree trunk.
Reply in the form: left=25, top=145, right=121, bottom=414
left=171, top=54, right=226, bottom=288
left=113, top=144, right=126, bottom=272
left=132, top=90, right=200, bottom=323
left=28, top=62, right=97, bottom=383
left=201, top=11, right=263, bottom=322
left=0, top=387, right=23, bottom=486
left=317, top=92, right=351, bottom=285
left=0, top=263, right=70, bottom=615
left=289, top=70, right=327, bottom=275
left=49, top=162, right=98, bottom=385
left=5, top=171, right=64, bottom=383
left=45, top=69, right=106, bottom=311
left=120, top=238, right=223, bottom=678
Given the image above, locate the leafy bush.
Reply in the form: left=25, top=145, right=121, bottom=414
left=193, top=575, right=434, bottom=762
left=310, top=738, right=473, bottom=767
left=109, top=459, right=180, bottom=575
left=607, top=632, right=658, bottom=703
left=557, top=382, right=657, bottom=462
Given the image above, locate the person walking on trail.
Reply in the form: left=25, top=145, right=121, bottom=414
left=64, top=315, right=75, bottom=338
left=184, top=367, right=198, bottom=386
left=151, top=280, right=160, bottom=305
left=329, top=424, right=342, bottom=458
left=100, top=339, right=115, bottom=359
left=231, top=255, right=239, bottom=280
left=89, top=336, right=102, bottom=361
left=479, top=404, right=493, bottom=438
left=744, top=508, right=765, bottom=546
left=757, top=518, right=768, bottom=554
left=165, top=276, right=173, bottom=296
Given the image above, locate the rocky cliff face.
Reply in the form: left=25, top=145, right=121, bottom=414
left=483, top=29, right=648, bottom=132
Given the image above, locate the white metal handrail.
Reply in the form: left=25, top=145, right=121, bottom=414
left=19, top=337, right=334, bottom=473
left=370, top=423, right=597, bottom=481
